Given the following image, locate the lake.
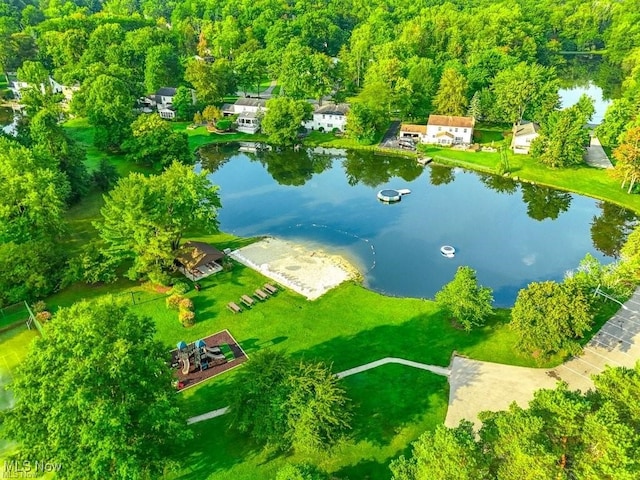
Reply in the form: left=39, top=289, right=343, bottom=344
left=558, top=82, right=611, bottom=124
left=201, top=146, right=638, bottom=306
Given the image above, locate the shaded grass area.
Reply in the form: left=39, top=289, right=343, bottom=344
left=0, top=303, right=29, bottom=330
left=304, top=129, right=386, bottom=149
left=171, top=122, right=269, bottom=151
left=0, top=326, right=41, bottom=460
left=170, top=366, right=448, bottom=480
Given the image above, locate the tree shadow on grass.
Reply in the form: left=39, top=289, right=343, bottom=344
left=341, top=364, right=449, bottom=447
left=333, top=456, right=394, bottom=480
left=171, top=416, right=263, bottom=480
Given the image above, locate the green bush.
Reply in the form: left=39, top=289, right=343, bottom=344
left=216, top=119, right=232, bottom=131
left=166, top=294, right=183, bottom=311
left=179, top=298, right=194, bottom=311
left=179, top=309, right=195, bottom=327
left=170, top=281, right=190, bottom=295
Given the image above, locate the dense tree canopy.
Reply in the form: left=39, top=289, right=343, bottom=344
left=0, top=297, right=190, bottom=479
left=230, top=351, right=351, bottom=453
left=95, top=162, right=221, bottom=280
left=392, top=363, right=640, bottom=480
left=510, top=280, right=593, bottom=357
left=261, top=97, right=313, bottom=146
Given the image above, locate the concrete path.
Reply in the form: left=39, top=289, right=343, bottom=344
left=445, top=288, right=640, bottom=428
left=186, top=288, right=640, bottom=428
left=585, top=137, right=613, bottom=169
left=336, top=357, right=450, bottom=379
left=187, top=357, right=450, bottom=425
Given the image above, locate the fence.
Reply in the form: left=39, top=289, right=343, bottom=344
left=0, top=302, right=29, bottom=331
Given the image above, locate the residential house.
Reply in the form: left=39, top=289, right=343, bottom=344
left=399, top=124, right=429, bottom=143
left=145, top=87, right=197, bottom=120
left=304, top=103, right=350, bottom=132
left=510, top=121, right=540, bottom=154
left=425, top=115, right=475, bottom=145
left=222, top=97, right=267, bottom=116
left=7, top=75, right=78, bottom=103
left=236, top=111, right=261, bottom=134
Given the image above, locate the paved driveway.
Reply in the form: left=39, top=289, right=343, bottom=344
left=445, top=288, right=640, bottom=428
left=585, top=137, right=613, bottom=168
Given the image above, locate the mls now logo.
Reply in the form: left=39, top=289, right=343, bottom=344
left=3, top=460, right=62, bottom=478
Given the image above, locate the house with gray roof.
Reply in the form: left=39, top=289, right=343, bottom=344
left=222, top=97, right=268, bottom=115
left=511, top=121, right=540, bottom=154
left=304, top=103, right=350, bottom=132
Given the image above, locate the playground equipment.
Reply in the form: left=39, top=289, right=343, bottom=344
left=175, top=339, right=227, bottom=375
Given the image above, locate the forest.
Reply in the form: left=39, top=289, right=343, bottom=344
left=2, top=0, right=640, bottom=478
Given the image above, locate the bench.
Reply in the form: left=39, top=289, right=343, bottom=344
left=263, top=283, right=278, bottom=295
left=227, top=302, right=242, bottom=314
left=254, top=289, right=269, bottom=301
left=240, top=295, right=255, bottom=308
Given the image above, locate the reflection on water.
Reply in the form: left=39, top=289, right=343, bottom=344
left=199, top=145, right=638, bottom=306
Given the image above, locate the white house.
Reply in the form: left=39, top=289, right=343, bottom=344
left=147, top=87, right=196, bottom=120
left=236, top=111, right=261, bottom=134
left=425, top=115, right=475, bottom=145
left=304, top=103, right=349, bottom=132
left=222, top=98, right=267, bottom=116
left=7, top=75, right=78, bottom=103
left=511, top=121, right=540, bottom=154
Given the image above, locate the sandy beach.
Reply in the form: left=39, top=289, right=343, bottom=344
left=229, top=237, right=360, bottom=300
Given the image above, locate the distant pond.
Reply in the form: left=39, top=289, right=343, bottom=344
left=199, top=145, right=638, bottom=306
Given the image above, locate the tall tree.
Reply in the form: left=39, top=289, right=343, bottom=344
left=171, top=86, right=196, bottom=121
left=29, top=107, right=90, bottom=204
left=277, top=41, right=334, bottom=101
left=230, top=351, right=351, bottom=453
left=433, top=68, right=468, bottom=117
left=612, top=126, right=640, bottom=193
left=144, top=44, right=182, bottom=93
left=530, top=100, right=592, bottom=168
left=0, top=137, right=69, bottom=243
left=510, top=281, right=593, bottom=357
left=491, top=62, right=559, bottom=124
left=84, top=74, right=134, bottom=151
left=185, top=58, right=236, bottom=104
left=123, top=114, right=191, bottom=169
left=95, top=162, right=221, bottom=280
left=435, top=266, right=494, bottom=331
left=261, top=97, right=312, bottom=146
left=1, top=296, right=191, bottom=479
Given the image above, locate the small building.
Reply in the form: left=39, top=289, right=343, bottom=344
left=149, top=87, right=196, bottom=120
left=236, top=111, right=261, bottom=134
left=7, top=74, right=78, bottom=103
left=511, top=121, right=540, bottom=154
left=222, top=98, right=267, bottom=116
left=399, top=124, right=428, bottom=143
left=425, top=115, right=475, bottom=145
left=175, top=241, right=225, bottom=281
left=304, top=103, right=349, bottom=132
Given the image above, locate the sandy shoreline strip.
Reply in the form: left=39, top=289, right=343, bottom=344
left=229, top=237, right=360, bottom=300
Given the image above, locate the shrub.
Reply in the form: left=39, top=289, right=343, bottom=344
left=179, top=298, right=194, bottom=311
left=32, top=301, right=47, bottom=314
left=166, top=294, right=183, bottom=310
left=179, top=309, right=195, bottom=327
left=216, top=119, right=232, bottom=131
left=35, top=311, right=52, bottom=323
left=170, top=282, right=190, bottom=295
left=318, top=126, right=325, bottom=132
left=147, top=269, right=172, bottom=286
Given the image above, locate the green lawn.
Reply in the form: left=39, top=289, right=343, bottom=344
left=170, top=366, right=448, bottom=480
left=423, top=146, right=640, bottom=213
left=0, top=326, right=41, bottom=461
left=171, top=123, right=269, bottom=150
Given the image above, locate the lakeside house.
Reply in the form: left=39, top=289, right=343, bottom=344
left=304, top=103, right=349, bottom=132
left=236, top=111, right=261, bottom=134
left=139, top=87, right=196, bottom=120
left=426, top=115, right=475, bottom=145
left=222, top=98, right=268, bottom=116
left=510, top=121, right=540, bottom=154
left=399, top=115, right=475, bottom=145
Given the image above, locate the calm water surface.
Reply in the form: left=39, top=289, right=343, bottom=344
left=201, top=146, right=637, bottom=306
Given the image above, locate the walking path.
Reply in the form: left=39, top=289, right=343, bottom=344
left=585, top=137, right=613, bottom=169
left=187, top=288, right=640, bottom=427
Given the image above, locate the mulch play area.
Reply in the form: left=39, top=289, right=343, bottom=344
left=170, top=329, right=247, bottom=391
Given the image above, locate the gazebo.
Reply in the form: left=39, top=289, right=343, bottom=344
left=175, top=241, right=225, bottom=280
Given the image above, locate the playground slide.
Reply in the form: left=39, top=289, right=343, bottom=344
left=205, top=346, right=222, bottom=355
left=202, top=351, right=226, bottom=362
left=181, top=356, right=190, bottom=375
